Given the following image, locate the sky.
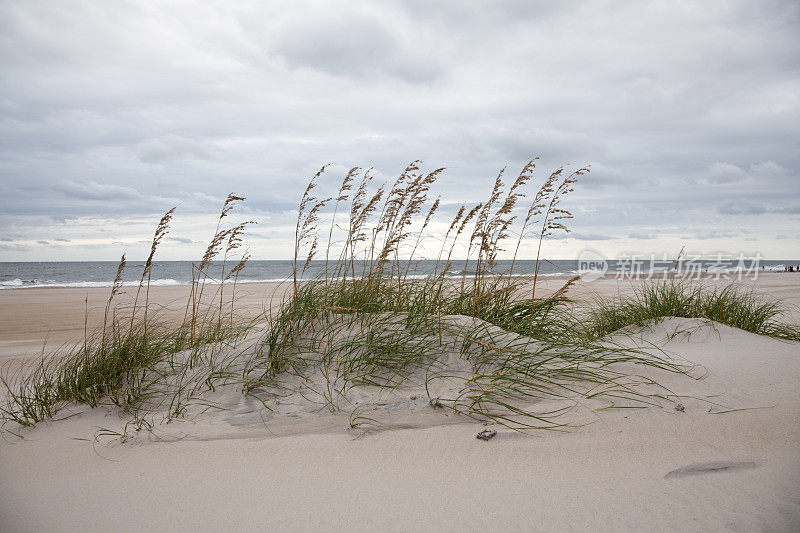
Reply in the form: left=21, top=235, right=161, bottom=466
left=1, top=0, right=798, bottom=262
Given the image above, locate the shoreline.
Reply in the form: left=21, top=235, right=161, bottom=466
left=2, top=268, right=796, bottom=289
left=2, top=274, right=799, bottom=361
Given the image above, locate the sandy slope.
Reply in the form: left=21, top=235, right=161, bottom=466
left=1, top=316, right=798, bottom=532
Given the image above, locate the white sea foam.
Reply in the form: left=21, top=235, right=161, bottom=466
left=0, top=278, right=183, bottom=290
left=0, top=271, right=586, bottom=289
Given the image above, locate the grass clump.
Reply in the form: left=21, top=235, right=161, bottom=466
left=239, top=160, right=691, bottom=429
left=581, top=281, right=800, bottom=342
left=1, top=196, right=255, bottom=429
left=0, top=319, right=241, bottom=428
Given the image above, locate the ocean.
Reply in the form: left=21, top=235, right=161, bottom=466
left=0, top=258, right=796, bottom=289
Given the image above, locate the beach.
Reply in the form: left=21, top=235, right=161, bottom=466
left=0, top=275, right=799, bottom=531
left=4, top=0, right=798, bottom=530
left=3, top=273, right=798, bottom=360
left=0, top=282, right=279, bottom=362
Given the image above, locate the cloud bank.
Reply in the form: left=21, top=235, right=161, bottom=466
left=0, top=0, right=798, bottom=260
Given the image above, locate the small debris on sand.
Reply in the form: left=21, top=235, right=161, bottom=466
left=675, top=403, right=685, bottom=412
left=476, top=429, right=497, bottom=441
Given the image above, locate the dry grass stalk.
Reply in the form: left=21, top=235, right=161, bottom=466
left=188, top=193, right=247, bottom=341
left=529, top=167, right=588, bottom=332
left=102, top=254, right=126, bottom=349
left=133, top=207, right=176, bottom=344
left=325, top=166, right=359, bottom=281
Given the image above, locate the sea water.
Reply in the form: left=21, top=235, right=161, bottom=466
left=0, top=259, right=794, bottom=289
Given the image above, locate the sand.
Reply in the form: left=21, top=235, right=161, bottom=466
left=1, top=275, right=799, bottom=531
left=5, top=274, right=797, bottom=361
left=0, top=282, right=282, bottom=361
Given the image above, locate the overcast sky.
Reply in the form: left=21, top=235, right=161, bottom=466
left=1, top=0, right=798, bottom=261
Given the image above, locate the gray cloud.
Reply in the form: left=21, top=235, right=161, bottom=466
left=55, top=181, right=144, bottom=202
left=138, top=135, right=212, bottom=164
left=568, top=233, right=615, bottom=241
left=0, top=243, right=30, bottom=252
left=0, top=0, right=798, bottom=260
left=773, top=206, right=800, bottom=215
left=706, top=162, right=746, bottom=184
left=719, top=201, right=768, bottom=215
left=687, top=230, right=741, bottom=240
left=167, top=236, right=194, bottom=244
left=718, top=200, right=800, bottom=216
left=270, top=8, right=443, bottom=83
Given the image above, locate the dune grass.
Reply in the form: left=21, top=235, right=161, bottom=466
left=581, top=281, right=800, bottom=342
left=1, top=160, right=797, bottom=434
left=0, top=318, right=244, bottom=428
left=0, top=195, right=254, bottom=429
